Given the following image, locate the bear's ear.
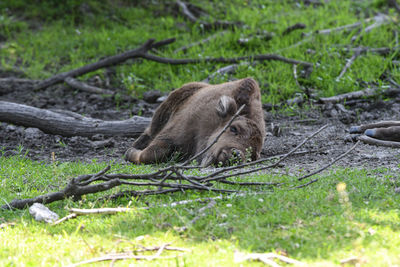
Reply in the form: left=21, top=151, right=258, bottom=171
left=235, top=78, right=258, bottom=105
left=216, top=95, right=237, bottom=118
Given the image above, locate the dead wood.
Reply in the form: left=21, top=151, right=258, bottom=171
left=282, top=23, right=306, bottom=35
left=64, top=77, right=114, bottom=95
left=34, top=38, right=175, bottom=90
left=70, top=243, right=178, bottom=266
left=35, top=38, right=312, bottom=91
left=294, top=141, right=361, bottom=188
left=0, top=101, right=151, bottom=137
left=304, top=14, right=389, bottom=37
left=141, top=52, right=313, bottom=68
left=336, top=47, right=362, bottom=81
left=202, top=64, right=239, bottom=83
left=319, top=86, right=400, bottom=104
left=175, top=0, right=242, bottom=30
left=341, top=45, right=400, bottom=56
left=179, top=199, right=217, bottom=231
left=357, top=135, right=400, bottom=148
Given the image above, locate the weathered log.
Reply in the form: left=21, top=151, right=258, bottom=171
left=0, top=101, right=150, bottom=137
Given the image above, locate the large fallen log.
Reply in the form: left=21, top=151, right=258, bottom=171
left=0, top=101, right=150, bottom=137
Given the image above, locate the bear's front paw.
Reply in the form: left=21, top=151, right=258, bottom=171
left=124, top=147, right=141, bottom=164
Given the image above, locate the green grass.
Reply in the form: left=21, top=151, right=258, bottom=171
left=1, top=0, right=399, bottom=103
left=1, top=155, right=400, bottom=266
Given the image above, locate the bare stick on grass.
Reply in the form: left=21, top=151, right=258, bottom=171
left=336, top=48, right=362, bottom=81
left=64, top=77, right=114, bottom=95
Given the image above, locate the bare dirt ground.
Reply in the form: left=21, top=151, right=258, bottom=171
left=1, top=78, right=399, bottom=174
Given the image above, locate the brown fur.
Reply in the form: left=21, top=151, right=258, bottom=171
left=125, top=77, right=266, bottom=166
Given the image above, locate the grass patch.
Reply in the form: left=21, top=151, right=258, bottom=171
left=1, top=155, right=400, bottom=266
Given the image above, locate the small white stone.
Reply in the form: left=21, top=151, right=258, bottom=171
left=29, top=203, right=59, bottom=223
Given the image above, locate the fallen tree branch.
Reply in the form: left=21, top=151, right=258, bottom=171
left=34, top=38, right=174, bottom=90
left=340, top=45, right=400, bottom=55
left=0, top=101, right=151, bottom=137
left=282, top=23, right=306, bottom=35
left=35, top=38, right=312, bottom=91
left=357, top=135, right=400, bottom=148
left=202, top=64, right=239, bottom=83
left=141, top=53, right=313, bottom=68
left=69, top=207, right=137, bottom=215
left=319, top=86, right=400, bottom=104
left=64, top=77, right=114, bottom=95
left=304, top=14, right=389, bottom=37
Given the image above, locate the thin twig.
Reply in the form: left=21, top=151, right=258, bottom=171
left=282, top=23, right=306, bottom=35
left=52, top=213, right=77, bottom=225
left=336, top=48, right=362, bottom=81
left=69, top=243, right=175, bottom=267
left=294, top=141, right=361, bottom=189
left=190, top=199, right=217, bottom=225
left=234, top=251, right=304, bottom=266
left=69, top=207, right=137, bottom=215
left=64, top=77, right=114, bottom=95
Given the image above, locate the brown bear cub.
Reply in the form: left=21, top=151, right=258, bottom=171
left=125, top=77, right=266, bottom=166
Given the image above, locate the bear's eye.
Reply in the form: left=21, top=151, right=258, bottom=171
left=230, top=126, right=238, bottom=135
